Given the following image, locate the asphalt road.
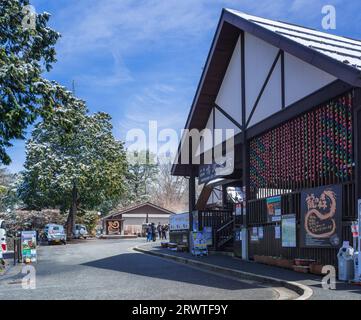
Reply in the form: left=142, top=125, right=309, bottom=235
left=0, top=239, right=285, bottom=300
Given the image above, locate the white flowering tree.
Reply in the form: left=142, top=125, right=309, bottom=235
left=0, top=0, right=61, bottom=165
left=18, top=96, right=128, bottom=237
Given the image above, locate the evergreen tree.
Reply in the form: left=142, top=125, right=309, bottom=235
left=0, top=0, right=60, bottom=164
left=19, top=97, right=128, bottom=236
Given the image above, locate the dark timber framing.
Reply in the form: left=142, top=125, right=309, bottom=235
left=172, top=9, right=361, bottom=176
left=240, top=29, right=248, bottom=259
left=214, top=103, right=243, bottom=131
left=246, top=49, right=282, bottom=128
left=173, top=8, right=361, bottom=263
left=281, top=50, right=286, bottom=109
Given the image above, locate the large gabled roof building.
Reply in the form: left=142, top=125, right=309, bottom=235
left=172, top=8, right=361, bottom=266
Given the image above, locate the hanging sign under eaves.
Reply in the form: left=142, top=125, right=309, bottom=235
left=198, top=153, right=234, bottom=185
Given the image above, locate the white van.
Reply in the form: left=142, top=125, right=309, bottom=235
left=0, top=220, right=7, bottom=253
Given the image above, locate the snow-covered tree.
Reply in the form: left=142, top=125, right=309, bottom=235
left=121, top=150, right=158, bottom=207
left=19, top=98, right=128, bottom=236
left=149, top=157, right=188, bottom=212
left=0, top=0, right=61, bottom=164
left=0, top=167, right=21, bottom=212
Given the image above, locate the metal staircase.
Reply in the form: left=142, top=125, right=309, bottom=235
left=215, top=218, right=235, bottom=250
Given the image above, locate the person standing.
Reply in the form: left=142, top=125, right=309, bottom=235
left=157, top=223, right=162, bottom=239
left=146, top=224, right=152, bottom=242
left=161, top=224, right=167, bottom=240
left=151, top=223, right=156, bottom=242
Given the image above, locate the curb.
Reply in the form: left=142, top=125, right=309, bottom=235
left=133, top=245, right=313, bottom=301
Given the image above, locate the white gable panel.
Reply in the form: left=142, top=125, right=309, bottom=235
left=285, top=53, right=336, bottom=107
left=245, top=33, right=279, bottom=121
left=215, top=37, right=242, bottom=124
left=248, top=60, right=282, bottom=127
left=195, top=108, right=214, bottom=156
left=214, top=108, right=241, bottom=138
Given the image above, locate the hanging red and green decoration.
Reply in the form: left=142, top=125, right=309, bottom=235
left=249, top=93, right=353, bottom=196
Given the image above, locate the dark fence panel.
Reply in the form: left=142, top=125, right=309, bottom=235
left=247, top=183, right=356, bottom=266
left=199, top=210, right=233, bottom=230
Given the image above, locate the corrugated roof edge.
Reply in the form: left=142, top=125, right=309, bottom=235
left=223, top=9, right=361, bottom=86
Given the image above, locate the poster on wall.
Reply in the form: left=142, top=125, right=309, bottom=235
left=250, top=227, right=259, bottom=242
left=258, top=227, right=264, bottom=239
left=275, top=225, right=281, bottom=239
left=300, top=185, right=342, bottom=248
left=21, top=231, right=37, bottom=263
left=282, top=214, right=296, bottom=247
left=267, top=196, right=282, bottom=222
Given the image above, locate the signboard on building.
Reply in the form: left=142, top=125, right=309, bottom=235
left=266, top=196, right=282, bottom=222
left=300, top=185, right=342, bottom=248
left=21, top=231, right=37, bottom=263
left=107, top=220, right=121, bottom=235
left=169, top=213, right=189, bottom=231
left=198, top=153, right=234, bottom=185
left=282, top=214, right=296, bottom=247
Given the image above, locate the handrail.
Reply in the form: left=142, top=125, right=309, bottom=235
left=216, top=218, right=234, bottom=233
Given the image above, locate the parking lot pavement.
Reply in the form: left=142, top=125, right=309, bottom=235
left=0, top=238, right=283, bottom=300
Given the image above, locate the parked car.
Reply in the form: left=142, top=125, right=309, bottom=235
left=0, top=220, right=7, bottom=253
left=42, top=224, right=66, bottom=245
left=74, top=224, right=88, bottom=239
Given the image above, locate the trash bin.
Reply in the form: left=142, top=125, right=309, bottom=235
left=337, top=243, right=354, bottom=281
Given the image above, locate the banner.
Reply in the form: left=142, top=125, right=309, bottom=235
left=282, top=214, right=296, bottom=247
left=21, top=231, right=37, bottom=263
left=266, top=196, right=282, bottom=222
left=301, top=184, right=342, bottom=248
left=169, top=213, right=189, bottom=231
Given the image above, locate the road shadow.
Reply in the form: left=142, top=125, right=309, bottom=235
left=81, top=252, right=263, bottom=291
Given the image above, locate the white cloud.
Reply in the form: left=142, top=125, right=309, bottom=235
left=55, top=0, right=216, bottom=58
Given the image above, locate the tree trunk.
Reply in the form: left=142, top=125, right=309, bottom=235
left=66, top=184, right=78, bottom=239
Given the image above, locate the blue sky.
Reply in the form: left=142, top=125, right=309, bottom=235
left=6, top=0, right=361, bottom=172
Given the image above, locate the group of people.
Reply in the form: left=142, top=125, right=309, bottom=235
left=146, top=222, right=169, bottom=242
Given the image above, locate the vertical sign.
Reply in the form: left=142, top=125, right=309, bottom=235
left=282, top=214, right=296, bottom=247
left=301, top=185, right=342, bottom=248
left=21, top=231, right=37, bottom=263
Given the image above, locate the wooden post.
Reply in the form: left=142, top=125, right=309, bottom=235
left=240, top=31, right=249, bottom=260
left=188, top=137, right=196, bottom=251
